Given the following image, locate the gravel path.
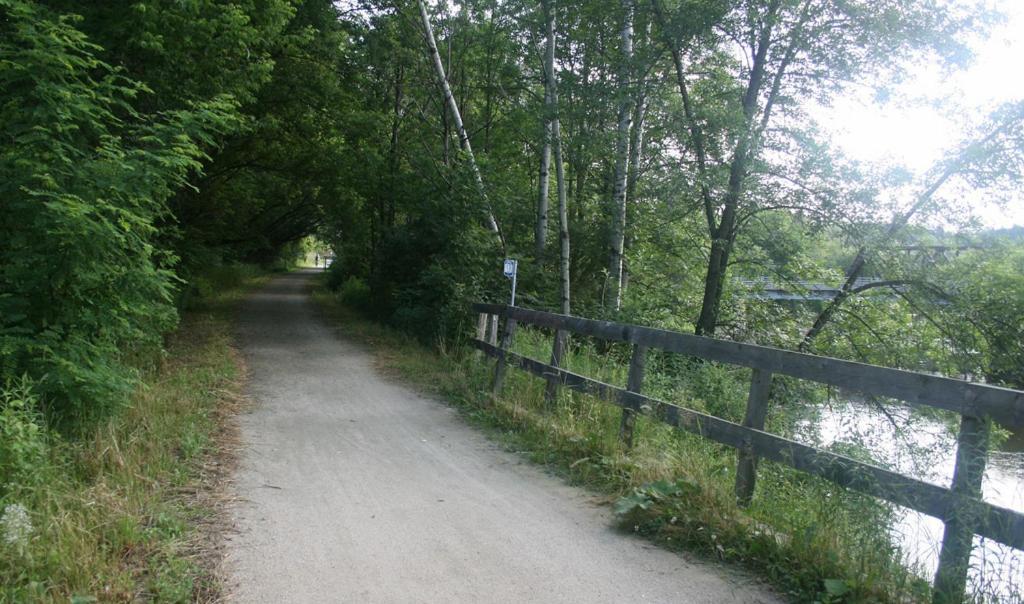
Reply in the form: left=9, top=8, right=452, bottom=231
left=225, top=270, right=780, bottom=603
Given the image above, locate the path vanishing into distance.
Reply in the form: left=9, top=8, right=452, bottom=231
left=225, top=270, right=779, bottom=603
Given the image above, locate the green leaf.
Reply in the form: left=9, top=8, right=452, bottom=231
left=822, top=578, right=849, bottom=597
left=613, top=492, right=652, bottom=516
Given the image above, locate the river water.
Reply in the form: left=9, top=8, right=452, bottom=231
left=796, top=398, right=1024, bottom=600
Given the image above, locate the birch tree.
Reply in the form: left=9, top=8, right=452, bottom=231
left=416, top=0, right=504, bottom=252
left=607, top=0, right=635, bottom=311
left=535, top=3, right=553, bottom=262
left=542, top=0, right=571, bottom=316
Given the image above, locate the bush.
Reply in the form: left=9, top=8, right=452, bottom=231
left=337, top=276, right=372, bottom=312
left=324, top=259, right=349, bottom=292
left=181, top=263, right=263, bottom=310
left=0, top=1, right=237, bottom=424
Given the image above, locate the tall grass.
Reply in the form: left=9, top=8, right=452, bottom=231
left=314, top=292, right=934, bottom=603
left=0, top=266, right=265, bottom=602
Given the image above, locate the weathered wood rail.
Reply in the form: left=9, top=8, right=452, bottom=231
left=471, top=303, right=1024, bottom=604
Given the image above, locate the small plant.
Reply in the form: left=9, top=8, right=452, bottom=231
left=1, top=503, right=33, bottom=552
left=818, top=578, right=852, bottom=603
left=0, top=377, right=48, bottom=495
left=613, top=479, right=699, bottom=516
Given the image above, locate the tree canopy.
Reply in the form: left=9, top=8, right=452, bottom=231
left=2, top=0, right=1023, bottom=421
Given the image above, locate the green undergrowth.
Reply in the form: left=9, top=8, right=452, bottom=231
left=313, top=289, right=935, bottom=604
left=0, top=266, right=268, bottom=602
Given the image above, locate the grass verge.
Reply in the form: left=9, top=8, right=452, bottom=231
left=0, top=268, right=267, bottom=603
left=312, top=289, right=934, bottom=604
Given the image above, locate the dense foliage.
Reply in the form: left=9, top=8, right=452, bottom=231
left=3, top=0, right=1022, bottom=421
left=0, top=0, right=237, bottom=420
left=318, top=0, right=1024, bottom=393
left=0, top=0, right=1022, bottom=595
left=0, top=0, right=351, bottom=420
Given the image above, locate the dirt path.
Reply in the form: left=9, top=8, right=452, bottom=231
left=225, top=271, right=779, bottom=603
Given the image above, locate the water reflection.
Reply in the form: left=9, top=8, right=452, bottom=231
left=796, top=398, right=1024, bottom=599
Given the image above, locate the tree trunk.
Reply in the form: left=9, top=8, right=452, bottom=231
left=653, top=0, right=740, bottom=336
left=373, top=62, right=404, bottom=286
left=535, top=0, right=556, bottom=264
left=626, top=88, right=646, bottom=216
left=623, top=60, right=648, bottom=301
left=535, top=124, right=551, bottom=262
left=692, top=0, right=779, bottom=336
left=546, top=0, right=570, bottom=316
left=695, top=233, right=733, bottom=335
left=607, top=0, right=635, bottom=311
left=798, top=250, right=867, bottom=350
left=555, top=122, right=569, bottom=315
left=416, top=0, right=504, bottom=252
left=799, top=160, right=965, bottom=350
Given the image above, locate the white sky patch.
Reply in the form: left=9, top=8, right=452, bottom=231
left=812, top=0, right=1024, bottom=229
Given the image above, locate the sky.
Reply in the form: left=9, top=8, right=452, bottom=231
left=810, top=0, right=1024, bottom=229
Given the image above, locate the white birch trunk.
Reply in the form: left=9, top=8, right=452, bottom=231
left=554, top=114, right=569, bottom=315
left=607, top=0, right=634, bottom=311
left=535, top=42, right=552, bottom=262
left=545, top=0, right=570, bottom=395
left=535, top=120, right=551, bottom=262
left=416, top=0, right=504, bottom=250
left=545, top=0, right=570, bottom=315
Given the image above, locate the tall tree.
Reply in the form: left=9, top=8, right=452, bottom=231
left=541, top=0, right=571, bottom=315
left=550, top=8, right=570, bottom=317
left=652, top=0, right=980, bottom=336
left=607, top=0, right=636, bottom=311
left=415, top=0, right=504, bottom=252
left=535, top=0, right=554, bottom=262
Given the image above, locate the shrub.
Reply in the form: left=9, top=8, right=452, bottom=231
left=0, top=1, right=237, bottom=423
left=337, top=276, right=372, bottom=312
left=324, top=259, right=349, bottom=292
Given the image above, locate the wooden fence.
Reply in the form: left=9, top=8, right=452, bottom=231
left=470, top=303, right=1024, bottom=604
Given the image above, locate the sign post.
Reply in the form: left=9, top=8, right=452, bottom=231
left=503, top=258, right=518, bottom=306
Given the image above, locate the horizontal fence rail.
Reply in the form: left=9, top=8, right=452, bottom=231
left=473, top=303, right=1024, bottom=428
left=471, top=303, right=1024, bottom=604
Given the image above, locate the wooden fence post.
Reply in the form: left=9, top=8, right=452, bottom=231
left=619, top=344, right=648, bottom=449
left=475, top=313, right=487, bottom=358
left=734, top=368, right=773, bottom=506
left=932, top=414, right=990, bottom=604
left=488, top=314, right=499, bottom=346
left=491, top=317, right=518, bottom=397
left=543, top=330, right=567, bottom=409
